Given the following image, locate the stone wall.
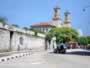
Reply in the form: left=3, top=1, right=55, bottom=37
left=0, top=29, right=10, bottom=52
left=0, top=26, right=45, bottom=52
left=30, top=36, right=45, bottom=50
left=11, top=32, right=45, bottom=51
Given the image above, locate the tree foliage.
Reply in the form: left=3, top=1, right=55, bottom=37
left=46, top=27, right=79, bottom=44
left=12, top=24, right=19, bottom=28
left=45, top=32, right=52, bottom=43
left=86, top=36, right=90, bottom=44
left=78, top=36, right=88, bottom=45
left=0, top=16, right=7, bottom=25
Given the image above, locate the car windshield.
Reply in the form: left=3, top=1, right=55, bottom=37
left=57, top=43, right=67, bottom=48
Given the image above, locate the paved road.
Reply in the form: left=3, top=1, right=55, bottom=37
left=0, top=49, right=90, bottom=68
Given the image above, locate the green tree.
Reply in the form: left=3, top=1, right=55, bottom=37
left=0, top=16, right=7, bottom=25
left=45, top=32, right=52, bottom=44
left=87, top=36, right=90, bottom=44
left=78, top=36, right=88, bottom=45
left=46, top=27, right=79, bottom=44
left=12, top=24, right=19, bottom=28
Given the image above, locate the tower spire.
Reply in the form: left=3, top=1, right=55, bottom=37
left=53, top=5, right=61, bottom=20
left=53, top=0, right=61, bottom=20
left=64, top=11, right=71, bottom=23
left=51, top=0, right=62, bottom=27
left=64, top=11, right=71, bottom=27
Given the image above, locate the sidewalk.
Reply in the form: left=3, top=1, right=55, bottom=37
left=0, top=50, right=31, bottom=57
left=0, top=50, right=31, bottom=63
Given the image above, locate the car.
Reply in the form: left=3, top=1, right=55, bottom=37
left=54, top=43, right=67, bottom=54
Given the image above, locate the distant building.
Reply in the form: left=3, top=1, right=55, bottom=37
left=31, top=5, right=71, bottom=33
left=77, top=29, right=83, bottom=36
left=63, top=11, right=71, bottom=27
left=31, top=22, right=55, bottom=33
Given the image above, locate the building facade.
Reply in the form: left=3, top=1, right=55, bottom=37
left=31, top=5, right=71, bottom=33
left=0, top=22, right=46, bottom=52
left=31, top=22, right=55, bottom=33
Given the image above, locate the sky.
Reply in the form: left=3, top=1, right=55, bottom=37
left=0, top=0, right=90, bottom=35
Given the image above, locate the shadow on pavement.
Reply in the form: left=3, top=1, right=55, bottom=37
left=66, top=51, right=90, bottom=56
left=49, top=50, right=90, bottom=56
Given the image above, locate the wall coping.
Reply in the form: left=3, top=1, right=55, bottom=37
left=0, top=23, right=45, bottom=38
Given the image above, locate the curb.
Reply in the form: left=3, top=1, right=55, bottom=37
left=0, top=52, right=30, bottom=63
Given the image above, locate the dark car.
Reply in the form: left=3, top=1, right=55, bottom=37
left=54, top=43, right=67, bottom=54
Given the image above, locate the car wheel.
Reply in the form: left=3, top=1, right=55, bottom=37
left=63, top=50, right=66, bottom=54
left=54, top=49, right=57, bottom=53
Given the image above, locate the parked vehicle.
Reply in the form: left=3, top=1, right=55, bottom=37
left=54, top=43, right=67, bottom=54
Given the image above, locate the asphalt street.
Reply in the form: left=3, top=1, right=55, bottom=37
left=0, top=49, right=90, bottom=68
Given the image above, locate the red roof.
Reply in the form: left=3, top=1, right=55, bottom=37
left=31, top=22, right=54, bottom=27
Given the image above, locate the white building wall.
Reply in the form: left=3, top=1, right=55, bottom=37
left=30, top=36, right=45, bottom=51
left=63, top=23, right=71, bottom=27
left=9, top=32, right=45, bottom=50
left=0, top=29, right=10, bottom=52
left=0, top=27, right=45, bottom=52
left=52, top=20, right=62, bottom=27
left=11, top=32, right=21, bottom=51
left=11, top=32, right=45, bottom=51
